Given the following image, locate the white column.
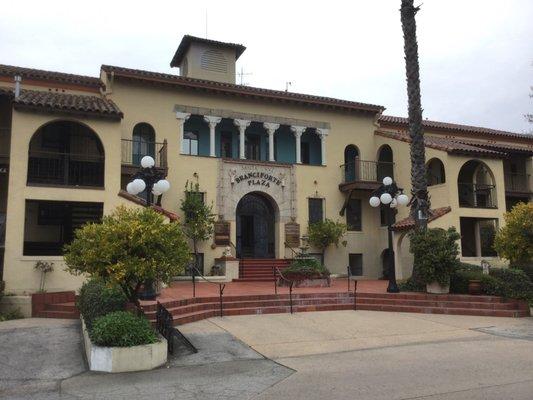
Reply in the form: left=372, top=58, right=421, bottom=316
left=263, top=122, right=280, bottom=162
left=234, top=119, right=251, bottom=159
left=317, top=128, right=329, bottom=166
left=204, top=116, right=222, bottom=157
left=291, top=126, right=305, bottom=164
left=176, top=112, right=191, bottom=154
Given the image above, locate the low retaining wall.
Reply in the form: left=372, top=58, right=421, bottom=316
left=0, top=295, right=32, bottom=317
left=81, top=319, right=167, bottom=373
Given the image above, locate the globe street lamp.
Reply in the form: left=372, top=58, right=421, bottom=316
left=369, top=177, right=409, bottom=293
left=126, top=156, right=170, bottom=207
left=126, top=155, right=170, bottom=300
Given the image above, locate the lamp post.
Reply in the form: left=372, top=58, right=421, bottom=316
left=126, top=155, right=170, bottom=300
left=369, top=177, right=409, bottom=293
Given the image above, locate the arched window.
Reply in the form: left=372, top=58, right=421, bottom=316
left=27, top=120, right=104, bottom=187
left=426, top=158, right=446, bottom=186
left=458, top=160, right=496, bottom=208
left=132, top=123, right=155, bottom=165
left=377, top=145, right=394, bottom=181
left=343, top=145, right=359, bottom=182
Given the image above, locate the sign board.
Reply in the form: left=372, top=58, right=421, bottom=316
left=285, top=222, right=300, bottom=248
left=214, top=221, right=231, bottom=246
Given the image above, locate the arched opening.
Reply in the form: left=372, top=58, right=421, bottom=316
left=377, top=145, right=394, bottom=181
left=236, top=192, right=277, bottom=258
left=132, top=123, right=155, bottom=166
left=426, top=158, right=446, bottom=186
left=27, top=120, right=104, bottom=187
left=458, top=160, right=496, bottom=208
left=343, top=145, right=359, bottom=182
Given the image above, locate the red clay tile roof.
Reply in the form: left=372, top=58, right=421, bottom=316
left=379, top=115, right=533, bottom=141
left=452, top=139, right=533, bottom=156
left=118, top=190, right=179, bottom=222
left=101, top=64, right=385, bottom=114
left=170, top=35, right=246, bottom=67
left=392, top=206, right=451, bottom=231
left=4, top=87, right=123, bottom=120
left=0, top=64, right=103, bottom=89
left=375, top=130, right=505, bottom=158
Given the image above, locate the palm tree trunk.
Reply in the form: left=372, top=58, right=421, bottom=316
left=400, top=0, right=430, bottom=229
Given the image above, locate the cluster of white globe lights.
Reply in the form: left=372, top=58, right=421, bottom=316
left=126, top=156, right=171, bottom=196
left=369, top=177, right=410, bottom=208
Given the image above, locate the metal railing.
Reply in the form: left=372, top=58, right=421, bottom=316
left=346, top=266, right=358, bottom=311
left=190, top=266, right=226, bottom=317
left=458, top=183, right=497, bottom=208
left=272, top=266, right=295, bottom=313
left=121, top=139, right=167, bottom=168
left=340, top=159, right=394, bottom=184
left=155, top=302, right=197, bottom=354
left=504, top=173, right=531, bottom=193
left=27, top=150, right=104, bottom=187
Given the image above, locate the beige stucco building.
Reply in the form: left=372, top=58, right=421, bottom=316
left=0, top=35, right=532, bottom=295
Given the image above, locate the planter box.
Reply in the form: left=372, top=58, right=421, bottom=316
left=280, top=277, right=331, bottom=288
left=81, top=319, right=167, bottom=373
left=426, top=281, right=450, bottom=294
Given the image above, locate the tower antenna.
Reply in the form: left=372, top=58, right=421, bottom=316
left=237, top=67, right=252, bottom=85
left=205, top=9, right=208, bottom=38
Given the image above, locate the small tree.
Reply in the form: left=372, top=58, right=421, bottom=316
left=180, top=181, right=216, bottom=275
left=308, top=219, right=347, bottom=257
left=409, top=227, right=461, bottom=286
left=64, top=206, right=190, bottom=311
left=494, top=202, right=533, bottom=268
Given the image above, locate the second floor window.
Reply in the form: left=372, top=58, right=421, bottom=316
left=221, top=132, right=233, bottom=158
left=346, top=198, right=362, bottom=231
left=301, top=142, right=310, bottom=164
left=308, top=198, right=324, bottom=225
left=245, top=135, right=261, bottom=160
left=182, top=131, right=198, bottom=155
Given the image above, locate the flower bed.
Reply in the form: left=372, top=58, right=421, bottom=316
left=280, top=258, right=331, bottom=287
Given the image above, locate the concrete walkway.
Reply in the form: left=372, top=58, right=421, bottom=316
left=2, top=312, right=532, bottom=399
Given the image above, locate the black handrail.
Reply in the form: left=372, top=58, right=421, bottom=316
left=190, top=266, right=226, bottom=317
left=283, top=241, right=299, bottom=257
left=272, top=266, right=295, bottom=314
left=346, top=266, right=358, bottom=311
left=155, top=302, right=197, bottom=354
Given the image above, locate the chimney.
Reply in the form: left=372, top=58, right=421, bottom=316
left=14, top=75, right=22, bottom=98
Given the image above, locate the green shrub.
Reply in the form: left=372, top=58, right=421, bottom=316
left=513, top=265, right=533, bottom=282
left=493, top=202, right=533, bottom=267
left=456, top=262, right=482, bottom=272
left=409, top=227, right=461, bottom=286
left=283, top=258, right=330, bottom=280
left=450, top=270, right=484, bottom=294
left=487, top=268, right=533, bottom=301
left=77, top=279, right=127, bottom=329
left=90, top=311, right=157, bottom=347
left=398, top=277, right=424, bottom=292
left=308, top=219, right=347, bottom=253
left=0, top=308, right=24, bottom=322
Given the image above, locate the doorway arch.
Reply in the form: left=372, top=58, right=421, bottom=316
left=236, top=192, right=277, bottom=258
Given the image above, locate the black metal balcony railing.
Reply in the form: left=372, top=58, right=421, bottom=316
left=27, top=151, right=104, bottom=187
left=340, top=160, right=394, bottom=184
left=458, top=182, right=497, bottom=208
left=504, top=173, right=531, bottom=193
left=121, top=139, right=167, bottom=168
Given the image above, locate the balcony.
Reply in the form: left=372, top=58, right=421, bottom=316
left=504, top=173, right=531, bottom=194
left=458, top=183, right=497, bottom=208
left=121, top=139, right=167, bottom=174
left=27, top=151, right=104, bottom=188
left=339, top=160, right=394, bottom=192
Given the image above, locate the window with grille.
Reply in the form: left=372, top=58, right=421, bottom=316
left=346, top=199, right=362, bottom=231
left=308, top=198, right=324, bottom=225
left=349, top=253, right=363, bottom=276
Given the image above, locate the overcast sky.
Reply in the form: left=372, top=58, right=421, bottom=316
left=1, top=0, right=531, bottom=133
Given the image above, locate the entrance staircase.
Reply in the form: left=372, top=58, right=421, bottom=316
left=235, top=258, right=291, bottom=282
left=141, top=291, right=529, bottom=325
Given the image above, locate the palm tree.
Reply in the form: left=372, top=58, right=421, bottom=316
left=400, top=0, right=430, bottom=229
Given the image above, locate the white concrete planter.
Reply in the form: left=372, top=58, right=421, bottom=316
left=426, top=281, right=450, bottom=294
left=81, top=319, right=167, bottom=373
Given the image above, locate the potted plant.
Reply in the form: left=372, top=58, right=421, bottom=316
left=409, top=227, right=461, bottom=294
left=281, top=257, right=331, bottom=287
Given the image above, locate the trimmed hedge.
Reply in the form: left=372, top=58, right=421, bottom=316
left=77, top=279, right=127, bottom=329
left=90, top=311, right=157, bottom=347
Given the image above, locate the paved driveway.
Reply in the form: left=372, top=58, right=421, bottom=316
left=208, top=310, right=533, bottom=400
